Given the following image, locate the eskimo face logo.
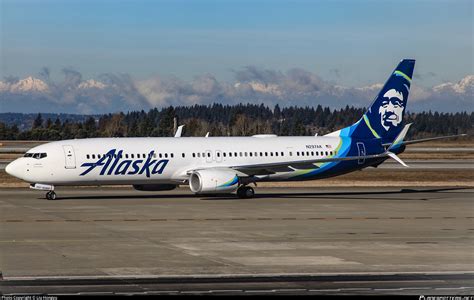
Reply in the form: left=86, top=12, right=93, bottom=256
left=379, top=89, right=405, bottom=131
left=80, top=149, right=169, bottom=178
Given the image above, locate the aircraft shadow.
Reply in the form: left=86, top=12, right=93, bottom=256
left=199, top=187, right=471, bottom=201
left=42, top=193, right=199, bottom=201
left=50, top=187, right=471, bottom=201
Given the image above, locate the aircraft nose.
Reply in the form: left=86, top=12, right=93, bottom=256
left=5, top=159, right=22, bottom=179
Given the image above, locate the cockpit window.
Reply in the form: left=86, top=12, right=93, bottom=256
left=24, top=152, right=47, bottom=159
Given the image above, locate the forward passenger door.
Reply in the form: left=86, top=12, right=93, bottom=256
left=62, top=145, right=76, bottom=169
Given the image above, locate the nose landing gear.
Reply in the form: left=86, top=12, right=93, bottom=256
left=46, top=191, right=57, bottom=200
left=30, top=184, right=57, bottom=200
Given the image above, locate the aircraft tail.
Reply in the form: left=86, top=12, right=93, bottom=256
left=329, top=59, right=415, bottom=144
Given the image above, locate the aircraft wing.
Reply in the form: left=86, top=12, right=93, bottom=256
left=382, top=133, right=467, bottom=147
left=186, top=152, right=390, bottom=176
left=226, top=152, right=389, bottom=176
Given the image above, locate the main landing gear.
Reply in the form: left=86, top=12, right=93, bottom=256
left=46, top=191, right=57, bottom=200
left=236, top=185, right=255, bottom=199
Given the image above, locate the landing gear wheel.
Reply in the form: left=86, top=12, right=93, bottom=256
left=46, top=191, right=57, bottom=200
left=237, top=186, right=255, bottom=199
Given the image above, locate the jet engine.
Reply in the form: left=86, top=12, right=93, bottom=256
left=189, top=169, right=239, bottom=194
left=133, top=184, right=177, bottom=191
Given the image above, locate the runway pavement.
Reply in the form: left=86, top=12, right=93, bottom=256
left=0, top=186, right=473, bottom=295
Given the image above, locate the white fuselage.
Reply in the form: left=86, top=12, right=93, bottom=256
left=6, top=135, right=345, bottom=186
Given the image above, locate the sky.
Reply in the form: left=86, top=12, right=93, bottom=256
left=0, top=0, right=473, bottom=113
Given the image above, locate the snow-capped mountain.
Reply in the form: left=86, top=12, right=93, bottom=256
left=0, top=77, right=108, bottom=93
left=0, top=77, right=50, bottom=93
left=433, top=75, right=474, bottom=95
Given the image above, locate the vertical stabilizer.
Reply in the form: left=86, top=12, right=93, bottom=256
left=330, top=59, right=415, bottom=144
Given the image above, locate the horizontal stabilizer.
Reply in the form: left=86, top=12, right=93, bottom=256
left=387, top=152, right=409, bottom=167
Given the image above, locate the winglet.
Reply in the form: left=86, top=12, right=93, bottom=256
left=387, top=123, right=412, bottom=151
left=205, top=132, right=210, bottom=138
left=174, top=125, right=184, bottom=137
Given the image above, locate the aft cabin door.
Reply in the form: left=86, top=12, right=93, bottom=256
left=63, top=145, right=76, bottom=169
left=356, top=142, right=366, bottom=165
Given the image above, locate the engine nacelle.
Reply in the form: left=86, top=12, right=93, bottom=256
left=189, top=169, right=239, bottom=194
left=133, top=184, right=177, bottom=191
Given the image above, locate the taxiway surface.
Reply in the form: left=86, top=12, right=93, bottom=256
left=1, top=186, right=473, bottom=294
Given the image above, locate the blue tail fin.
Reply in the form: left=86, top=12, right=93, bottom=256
left=334, top=59, right=415, bottom=143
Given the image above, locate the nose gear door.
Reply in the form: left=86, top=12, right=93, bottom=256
left=63, top=145, right=76, bottom=169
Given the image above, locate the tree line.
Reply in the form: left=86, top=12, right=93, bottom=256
left=0, top=104, right=472, bottom=140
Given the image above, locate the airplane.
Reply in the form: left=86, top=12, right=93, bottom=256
left=5, top=59, right=466, bottom=200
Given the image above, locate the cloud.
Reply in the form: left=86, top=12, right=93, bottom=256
left=233, top=66, right=284, bottom=84
left=38, top=67, right=51, bottom=82
left=61, top=67, right=83, bottom=88
left=0, top=67, right=472, bottom=114
left=413, top=71, right=437, bottom=80
left=0, top=69, right=150, bottom=114
left=3, top=75, right=20, bottom=84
